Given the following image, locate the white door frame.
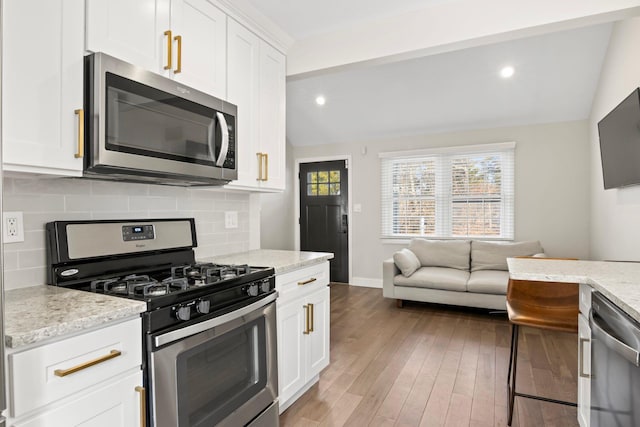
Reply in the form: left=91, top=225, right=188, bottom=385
left=294, top=155, right=353, bottom=284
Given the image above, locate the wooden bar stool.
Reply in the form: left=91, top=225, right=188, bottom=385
left=506, top=258, right=579, bottom=426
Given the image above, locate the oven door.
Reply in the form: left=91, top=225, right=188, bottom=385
left=149, top=294, right=278, bottom=427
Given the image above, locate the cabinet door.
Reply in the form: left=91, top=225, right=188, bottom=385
left=171, top=0, right=227, bottom=98
left=258, top=42, right=286, bottom=190
left=2, top=0, right=84, bottom=176
left=226, top=19, right=260, bottom=188
left=307, top=286, right=330, bottom=379
left=12, top=370, right=143, bottom=427
left=86, top=0, right=171, bottom=73
left=578, top=313, right=591, bottom=427
left=277, top=300, right=307, bottom=407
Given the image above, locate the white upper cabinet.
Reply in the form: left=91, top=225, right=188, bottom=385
left=2, top=0, right=85, bottom=176
left=86, top=0, right=227, bottom=99
left=226, top=19, right=261, bottom=187
left=226, top=19, right=286, bottom=192
left=86, top=0, right=170, bottom=74
left=258, top=42, right=286, bottom=191
left=171, top=0, right=226, bottom=98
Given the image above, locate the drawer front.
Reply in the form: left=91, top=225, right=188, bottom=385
left=11, top=370, right=143, bottom=427
left=276, top=262, right=329, bottom=303
left=9, top=317, right=142, bottom=418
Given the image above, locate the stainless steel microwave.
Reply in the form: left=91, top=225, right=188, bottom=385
left=84, top=52, right=237, bottom=186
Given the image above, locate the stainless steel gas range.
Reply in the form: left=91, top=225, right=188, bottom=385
left=46, top=218, right=279, bottom=427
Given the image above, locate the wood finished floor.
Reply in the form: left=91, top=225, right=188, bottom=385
left=280, top=284, right=578, bottom=427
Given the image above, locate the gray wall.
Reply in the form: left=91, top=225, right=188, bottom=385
left=278, top=120, right=591, bottom=285
left=260, top=141, right=295, bottom=250
left=589, top=17, right=640, bottom=261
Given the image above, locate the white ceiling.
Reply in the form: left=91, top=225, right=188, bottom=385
left=244, top=0, right=458, bottom=40
left=245, top=2, right=614, bottom=147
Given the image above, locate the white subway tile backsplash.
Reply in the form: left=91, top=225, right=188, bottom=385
left=18, top=249, right=46, bottom=269
left=91, top=180, right=149, bottom=196
left=65, top=195, right=130, bottom=212
left=3, top=251, right=18, bottom=271
left=3, top=176, right=254, bottom=290
left=4, top=194, right=66, bottom=212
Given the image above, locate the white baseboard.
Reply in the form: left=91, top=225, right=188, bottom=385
left=350, top=277, right=383, bottom=288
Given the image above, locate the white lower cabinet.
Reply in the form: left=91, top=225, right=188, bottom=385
left=11, top=370, right=143, bottom=427
left=578, top=284, right=592, bottom=427
left=6, top=317, right=144, bottom=427
left=276, top=262, right=330, bottom=412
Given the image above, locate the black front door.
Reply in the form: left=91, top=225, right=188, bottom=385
left=299, top=160, right=349, bottom=283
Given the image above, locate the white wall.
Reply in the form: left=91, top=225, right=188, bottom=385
left=2, top=177, right=254, bottom=290
left=590, top=17, right=640, bottom=261
left=288, top=121, right=591, bottom=285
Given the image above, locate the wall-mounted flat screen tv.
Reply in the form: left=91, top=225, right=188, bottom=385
left=598, top=88, right=640, bottom=190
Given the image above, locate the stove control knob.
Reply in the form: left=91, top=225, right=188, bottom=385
left=176, top=306, right=191, bottom=321
left=247, top=284, right=259, bottom=297
left=197, top=300, right=210, bottom=314
left=260, top=280, right=270, bottom=293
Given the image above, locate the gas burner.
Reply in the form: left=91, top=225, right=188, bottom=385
left=171, top=263, right=252, bottom=286
left=91, top=278, right=127, bottom=294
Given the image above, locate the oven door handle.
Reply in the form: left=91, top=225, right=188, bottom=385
left=590, top=309, right=640, bottom=367
left=154, top=292, right=278, bottom=348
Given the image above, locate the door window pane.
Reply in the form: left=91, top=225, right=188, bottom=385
left=307, top=172, right=317, bottom=183
left=330, top=183, right=341, bottom=195
left=318, top=184, right=329, bottom=195
left=307, top=184, right=317, bottom=196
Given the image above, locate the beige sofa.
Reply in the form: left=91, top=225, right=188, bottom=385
left=383, top=239, right=544, bottom=310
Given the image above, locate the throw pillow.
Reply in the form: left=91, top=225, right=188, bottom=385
left=471, top=240, right=544, bottom=271
left=393, top=248, right=421, bottom=277
left=408, top=238, right=471, bottom=271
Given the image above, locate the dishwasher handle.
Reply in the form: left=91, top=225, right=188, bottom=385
left=590, top=309, right=640, bottom=367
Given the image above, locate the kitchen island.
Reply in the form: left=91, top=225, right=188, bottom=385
left=507, top=258, right=640, bottom=321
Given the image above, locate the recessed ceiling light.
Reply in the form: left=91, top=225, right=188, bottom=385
left=315, top=95, right=326, bottom=106
left=500, top=66, right=515, bottom=79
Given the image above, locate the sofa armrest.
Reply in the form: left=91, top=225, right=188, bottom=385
left=383, top=258, right=400, bottom=298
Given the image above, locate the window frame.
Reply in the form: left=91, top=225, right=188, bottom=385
left=379, top=142, right=515, bottom=242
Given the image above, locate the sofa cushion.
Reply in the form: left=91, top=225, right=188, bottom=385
left=393, top=248, right=421, bottom=277
left=467, top=270, right=510, bottom=295
left=470, top=240, right=543, bottom=272
left=394, top=266, right=469, bottom=292
left=408, top=239, right=471, bottom=271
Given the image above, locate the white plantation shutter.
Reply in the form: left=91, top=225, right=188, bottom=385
left=380, top=142, right=515, bottom=240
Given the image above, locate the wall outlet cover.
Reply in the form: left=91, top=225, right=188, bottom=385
left=3, top=211, right=25, bottom=243
left=225, top=211, right=238, bottom=229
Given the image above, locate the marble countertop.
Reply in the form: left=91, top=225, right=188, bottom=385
left=202, top=249, right=334, bottom=275
left=507, top=258, right=640, bottom=322
left=4, top=286, right=146, bottom=349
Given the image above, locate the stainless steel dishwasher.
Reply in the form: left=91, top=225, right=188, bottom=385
left=590, top=291, right=640, bottom=427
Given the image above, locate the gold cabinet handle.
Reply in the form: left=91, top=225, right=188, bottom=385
left=174, top=35, right=182, bottom=73
left=54, top=350, right=121, bottom=377
left=135, top=386, right=147, bottom=427
left=264, top=153, right=269, bottom=181
left=579, top=337, right=590, bottom=378
left=298, top=277, right=317, bottom=286
left=309, top=303, right=314, bottom=332
left=257, top=153, right=263, bottom=181
left=74, top=109, right=84, bottom=158
left=164, top=30, right=173, bottom=70
left=303, top=305, right=310, bottom=334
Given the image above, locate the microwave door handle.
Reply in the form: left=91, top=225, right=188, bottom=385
left=214, top=112, right=229, bottom=167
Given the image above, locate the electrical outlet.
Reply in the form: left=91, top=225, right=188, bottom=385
left=3, top=211, right=24, bottom=243
left=225, top=211, right=238, bottom=229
